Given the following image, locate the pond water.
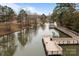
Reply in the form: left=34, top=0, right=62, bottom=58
left=0, top=23, right=77, bottom=56
left=60, top=45, right=79, bottom=56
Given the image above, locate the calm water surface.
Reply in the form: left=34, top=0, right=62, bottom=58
left=0, top=23, right=78, bottom=56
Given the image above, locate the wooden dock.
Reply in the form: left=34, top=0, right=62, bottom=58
left=42, top=25, right=79, bottom=56
left=49, top=23, right=55, bottom=29
left=42, top=36, right=63, bottom=56
left=55, top=26, right=78, bottom=38
left=53, top=38, right=79, bottom=44
left=42, top=36, right=79, bottom=56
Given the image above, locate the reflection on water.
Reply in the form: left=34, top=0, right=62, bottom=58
left=0, top=34, right=16, bottom=56
left=18, top=30, right=28, bottom=46
left=60, top=45, right=79, bottom=56
left=0, top=23, right=78, bottom=56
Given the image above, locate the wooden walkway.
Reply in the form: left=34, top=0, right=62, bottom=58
left=42, top=36, right=63, bottom=56
left=42, top=26, right=79, bottom=56
left=49, top=23, right=55, bottom=28
left=42, top=36, right=79, bottom=56
left=52, top=38, right=79, bottom=44
left=55, top=26, right=79, bottom=38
